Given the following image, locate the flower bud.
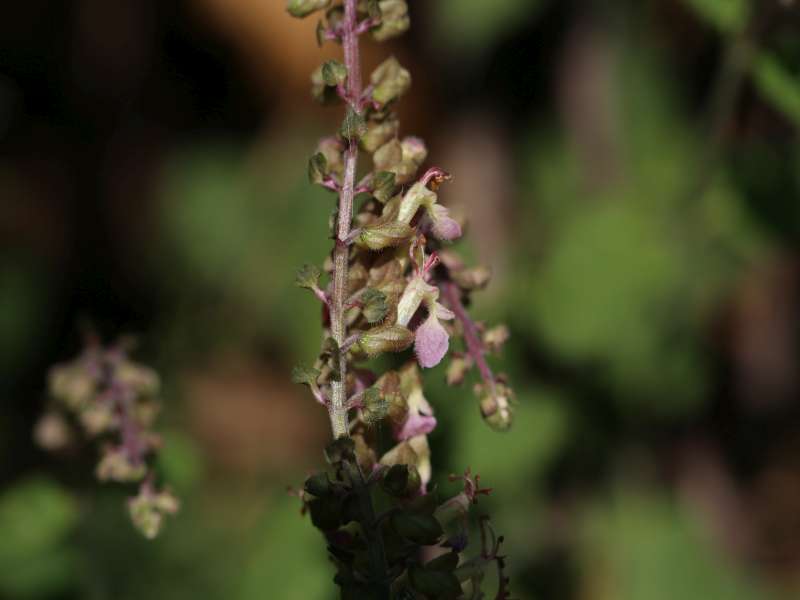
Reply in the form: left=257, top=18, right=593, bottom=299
left=286, top=0, right=331, bottom=18
left=446, top=355, right=473, bottom=386
left=360, top=386, right=390, bottom=424
left=79, top=403, right=116, bottom=435
left=401, top=136, right=427, bottom=166
left=357, top=221, right=414, bottom=250
left=483, top=324, right=510, bottom=353
left=33, top=412, right=72, bottom=451
left=356, top=324, right=413, bottom=357
left=360, top=118, right=398, bottom=153
left=116, top=361, right=160, bottom=397
left=307, top=153, right=328, bottom=185
left=478, top=383, right=514, bottom=432
left=316, top=137, right=344, bottom=175
left=452, top=265, right=492, bottom=290
left=371, top=0, right=410, bottom=42
left=321, top=59, right=347, bottom=86
left=310, top=65, right=340, bottom=104
left=370, top=56, right=411, bottom=106
left=339, top=107, right=368, bottom=141
left=295, top=264, right=322, bottom=290
left=48, top=364, right=96, bottom=411
left=373, top=139, right=402, bottom=171
left=153, top=489, right=180, bottom=514
left=96, top=447, right=147, bottom=483
left=361, top=288, right=389, bottom=323
left=128, top=486, right=179, bottom=539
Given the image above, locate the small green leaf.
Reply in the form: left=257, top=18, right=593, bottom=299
left=307, top=153, right=328, bottom=185
left=321, top=60, right=348, bottom=86
left=361, top=288, right=388, bottom=323
left=340, top=108, right=368, bottom=142
left=391, top=512, right=443, bottom=545
left=295, top=264, right=322, bottom=289
left=291, top=365, right=321, bottom=386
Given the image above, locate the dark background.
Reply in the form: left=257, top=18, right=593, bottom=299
left=2, top=0, right=800, bottom=598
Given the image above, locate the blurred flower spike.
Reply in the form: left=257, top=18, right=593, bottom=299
left=38, top=335, right=177, bottom=538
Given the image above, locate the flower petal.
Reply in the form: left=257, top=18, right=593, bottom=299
left=415, top=315, right=449, bottom=368
left=430, top=204, right=462, bottom=241
left=396, top=413, right=437, bottom=440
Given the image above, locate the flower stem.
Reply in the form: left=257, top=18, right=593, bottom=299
left=329, top=0, right=362, bottom=440
left=329, top=5, right=392, bottom=597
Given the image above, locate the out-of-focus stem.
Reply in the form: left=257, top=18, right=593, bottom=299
left=442, top=281, right=496, bottom=394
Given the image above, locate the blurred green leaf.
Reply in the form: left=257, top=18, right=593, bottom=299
left=156, top=139, right=332, bottom=359
left=581, top=486, right=774, bottom=600
left=238, top=498, right=330, bottom=600
left=753, top=52, right=800, bottom=128
left=0, top=478, right=79, bottom=597
left=512, top=44, right=766, bottom=416
left=157, top=430, right=205, bottom=492
left=682, top=0, right=749, bottom=34
left=433, top=0, right=545, bottom=52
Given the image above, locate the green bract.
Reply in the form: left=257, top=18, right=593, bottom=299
left=371, top=0, right=410, bottom=42
left=286, top=0, right=331, bottom=18
left=370, top=56, right=411, bottom=106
